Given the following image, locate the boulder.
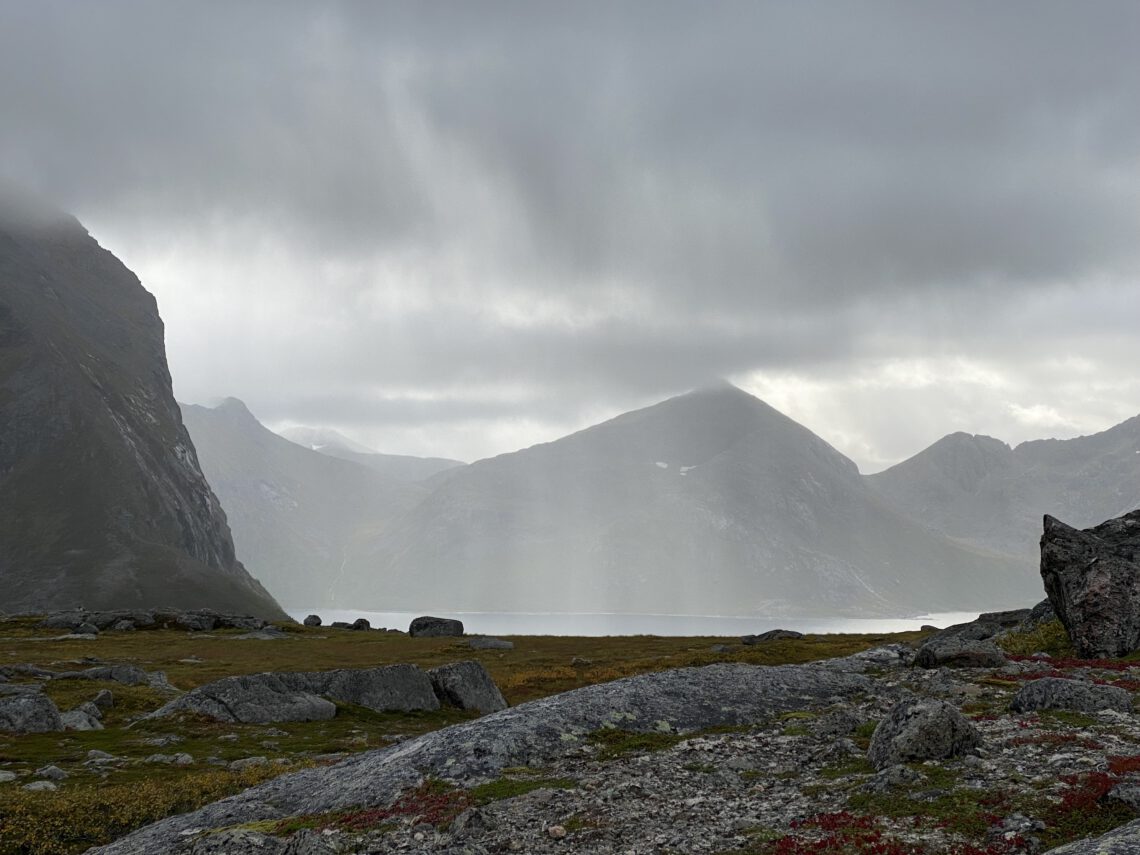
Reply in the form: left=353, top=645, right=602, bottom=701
left=52, top=665, right=151, bottom=686
left=428, top=661, right=508, bottom=714
left=976, top=608, right=1032, bottom=628
left=330, top=621, right=352, bottom=630
left=350, top=618, right=371, bottom=631
left=741, top=629, right=804, bottom=645
left=1040, top=510, right=1140, bottom=658
left=915, top=637, right=1007, bottom=669
left=1042, top=817, right=1140, bottom=853
left=469, top=637, right=514, bottom=650
left=303, top=615, right=322, bottom=627
left=312, top=665, right=439, bottom=713
left=152, top=675, right=336, bottom=724
left=91, top=688, right=114, bottom=711
left=0, top=693, right=63, bottom=733
left=409, top=616, right=464, bottom=637
left=1020, top=598, right=1057, bottom=631
left=61, top=709, right=105, bottom=731
left=1010, top=677, right=1132, bottom=713
left=150, top=665, right=439, bottom=723
left=867, top=698, right=982, bottom=770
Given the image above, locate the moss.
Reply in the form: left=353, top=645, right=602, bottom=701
left=997, top=619, right=1075, bottom=658
left=468, top=776, right=576, bottom=804
left=586, top=727, right=684, bottom=760
left=1040, top=709, right=1099, bottom=728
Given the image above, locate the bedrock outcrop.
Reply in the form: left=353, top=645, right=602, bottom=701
left=89, top=662, right=871, bottom=853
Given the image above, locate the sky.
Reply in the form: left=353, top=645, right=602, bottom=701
left=3, top=1, right=1140, bottom=472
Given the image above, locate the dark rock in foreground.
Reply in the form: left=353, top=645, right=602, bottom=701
left=409, top=616, right=464, bottom=637
left=1010, top=677, right=1132, bottom=714
left=867, top=698, right=982, bottom=770
left=303, top=615, right=322, bottom=627
left=428, top=661, right=508, bottom=714
left=1041, top=510, right=1140, bottom=658
left=90, top=662, right=871, bottom=854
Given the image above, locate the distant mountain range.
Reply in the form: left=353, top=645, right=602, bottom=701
left=0, top=198, right=285, bottom=619
left=278, top=425, right=463, bottom=483
left=187, top=384, right=1067, bottom=616
left=867, top=421, right=1140, bottom=561
left=331, top=384, right=1034, bottom=616
left=182, top=400, right=431, bottom=607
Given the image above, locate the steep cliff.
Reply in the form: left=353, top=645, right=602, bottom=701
left=0, top=197, right=286, bottom=618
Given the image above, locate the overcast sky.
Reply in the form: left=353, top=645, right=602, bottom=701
left=3, top=1, right=1140, bottom=471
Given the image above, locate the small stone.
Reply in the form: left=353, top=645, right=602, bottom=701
left=0, top=771, right=17, bottom=783
left=547, top=825, right=567, bottom=839
left=92, top=689, right=114, bottom=710
left=469, top=636, right=514, bottom=650
left=35, top=764, right=67, bottom=780
left=22, top=780, right=56, bottom=792
left=86, top=750, right=116, bottom=762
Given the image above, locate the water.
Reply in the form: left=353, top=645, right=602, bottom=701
left=287, top=608, right=982, bottom=637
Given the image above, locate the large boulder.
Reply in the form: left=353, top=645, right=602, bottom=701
left=867, top=698, right=982, bottom=770
left=428, top=661, right=508, bottom=714
left=150, top=674, right=337, bottom=724
left=409, top=616, right=464, bottom=637
left=310, top=665, right=438, bottom=713
left=303, top=615, right=322, bottom=627
left=0, top=691, right=63, bottom=733
left=1041, top=510, right=1140, bottom=658
left=1010, top=677, right=1132, bottom=713
left=915, top=636, right=1006, bottom=669
left=150, top=665, right=439, bottom=723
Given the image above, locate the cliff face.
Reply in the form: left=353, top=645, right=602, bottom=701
left=0, top=198, right=286, bottom=619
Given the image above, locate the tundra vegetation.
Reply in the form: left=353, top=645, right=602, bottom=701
left=3, top=617, right=1140, bottom=854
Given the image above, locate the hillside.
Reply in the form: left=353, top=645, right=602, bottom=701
left=868, top=419, right=1140, bottom=560
left=0, top=197, right=285, bottom=618
left=182, top=400, right=426, bottom=606
left=334, top=384, right=1034, bottom=616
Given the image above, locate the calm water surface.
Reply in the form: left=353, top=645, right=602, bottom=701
left=287, top=609, right=982, bottom=637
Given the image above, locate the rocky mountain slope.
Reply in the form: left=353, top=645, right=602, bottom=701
left=0, top=197, right=285, bottom=618
left=182, top=399, right=426, bottom=607
left=867, top=418, right=1140, bottom=561
left=334, top=384, right=1034, bottom=616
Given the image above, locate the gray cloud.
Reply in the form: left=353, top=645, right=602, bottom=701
left=3, top=1, right=1140, bottom=467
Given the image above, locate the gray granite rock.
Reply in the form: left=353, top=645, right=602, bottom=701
left=90, top=663, right=871, bottom=854
left=1010, top=677, right=1132, bottom=713
left=60, top=709, right=104, bottom=730
left=469, top=636, right=514, bottom=650
left=1043, top=818, right=1140, bottom=853
left=150, top=665, right=440, bottom=723
left=0, top=692, right=62, bottom=733
left=915, top=636, right=1007, bottom=669
left=867, top=698, right=981, bottom=770
left=429, top=661, right=508, bottom=714
left=1041, top=510, right=1140, bottom=658
left=409, top=615, right=464, bottom=637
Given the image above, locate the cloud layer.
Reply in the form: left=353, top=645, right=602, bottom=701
left=3, top=1, right=1140, bottom=468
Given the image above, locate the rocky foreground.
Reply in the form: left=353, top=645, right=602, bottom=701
left=85, top=632, right=1140, bottom=855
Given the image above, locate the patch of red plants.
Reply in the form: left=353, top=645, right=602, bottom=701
left=1008, top=732, right=1103, bottom=750
left=1006, top=654, right=1138, bottom=672
left=1108, top=755, right=1140, bottom=775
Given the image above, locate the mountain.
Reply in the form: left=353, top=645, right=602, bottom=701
left=868, top=418, right=1140, bottom=561
left=0, top=198, right=285, bottom=619
left=333, top=384, right=1035, bottom=616
left=279, top=425, right=463, bottom=482
left=278, top=425, right=377, bottom=455
left=182, top=399, right=427, bottom=606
